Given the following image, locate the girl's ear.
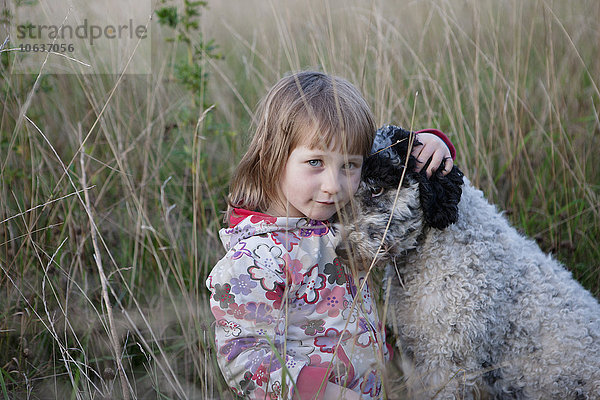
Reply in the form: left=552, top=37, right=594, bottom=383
left=414, top=165, right=464, bottom=229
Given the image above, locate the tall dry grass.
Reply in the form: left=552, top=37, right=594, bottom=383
left=205, top=0, right=599, bottom=282
left=0, top=0, right=598, bottom=398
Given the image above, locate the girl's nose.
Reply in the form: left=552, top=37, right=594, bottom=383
left=322, top=169, right=341, bottom=195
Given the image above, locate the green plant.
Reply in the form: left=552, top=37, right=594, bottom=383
left=156, top=0, right=223, bottom=109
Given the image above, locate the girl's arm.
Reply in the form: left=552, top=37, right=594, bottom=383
left=413, top=129, right=456, bottom=177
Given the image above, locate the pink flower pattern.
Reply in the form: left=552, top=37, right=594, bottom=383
left=316, top=286, right=347, bottom=317
left=227, top=303, right=247, bottom=319
left=270, top=230, right=300, bottom=252
left=252, top=365, right=269, bottom=387
left=265, top=283, right=284, bottom=309
left=314, top=327, right=351, bottom=353
left=283, top=254, right=304, bottom=285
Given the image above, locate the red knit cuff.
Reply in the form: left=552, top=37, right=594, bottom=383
left=415, top=128, right=456, bottom=160
left=294, top=366, right=330, bottom=400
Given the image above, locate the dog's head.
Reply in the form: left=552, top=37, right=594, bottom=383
left=337, top=125, right=464, bottom=265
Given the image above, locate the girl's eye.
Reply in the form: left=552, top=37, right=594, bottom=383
left=343, top=162, right=357, bottom=170
left=308, top=159, right=322, bottom=167
left=370, top=186, right=384, bottom=197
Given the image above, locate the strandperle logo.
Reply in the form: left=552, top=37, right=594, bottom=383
left=10, top=0, right=151, bottom=74
left=16, top=19, right=148, bottom=46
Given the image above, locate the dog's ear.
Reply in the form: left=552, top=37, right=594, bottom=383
left=414, top=164, right=464, bottom=229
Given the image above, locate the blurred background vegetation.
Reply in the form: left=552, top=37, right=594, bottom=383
left=1, top=0, right=599, bottom=398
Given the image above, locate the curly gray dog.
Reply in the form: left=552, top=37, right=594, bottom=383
left=337, top=125, right=600, bottom=399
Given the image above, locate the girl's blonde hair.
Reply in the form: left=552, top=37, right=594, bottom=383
left=227, top=70, right=376, bottom=219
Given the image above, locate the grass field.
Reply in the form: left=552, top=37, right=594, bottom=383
left=1, top=0, right=599, bottom=398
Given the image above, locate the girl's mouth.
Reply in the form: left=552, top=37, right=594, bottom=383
left=316, top=201, right=335, bottom=205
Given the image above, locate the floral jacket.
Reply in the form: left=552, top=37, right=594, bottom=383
left=206, top=209, right=388, bottom=399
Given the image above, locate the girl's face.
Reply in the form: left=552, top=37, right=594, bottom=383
left=267, top=144, right=363, bottom=220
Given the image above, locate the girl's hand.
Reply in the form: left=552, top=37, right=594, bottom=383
left=412, top=132, right=454, bottom=178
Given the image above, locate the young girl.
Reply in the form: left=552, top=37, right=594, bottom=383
left=207, top=71, right=455, bottom=399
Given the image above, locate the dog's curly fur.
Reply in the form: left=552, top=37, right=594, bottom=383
left=338, top=125, right=600, bottom=399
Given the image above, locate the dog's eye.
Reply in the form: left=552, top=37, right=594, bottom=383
left=370, top=186, right=384, bottom=197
